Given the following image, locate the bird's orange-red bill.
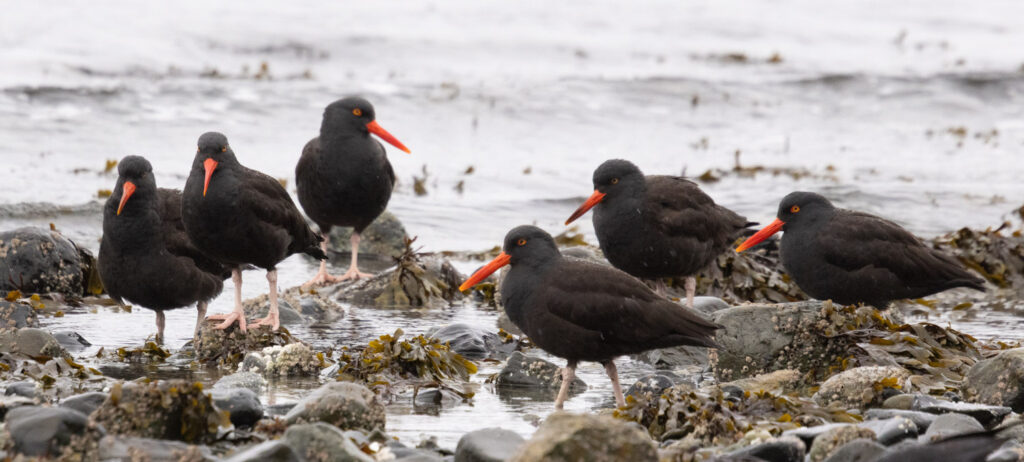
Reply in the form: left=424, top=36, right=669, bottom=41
left=116, top=181, right=136, bottom=215
left=203, top=158, right=218, bottom=197
left=735, top=218, right=785, bottom=252
left=565, top=190, right=607, bottom=225
left=366, top=120, right=411, bottom=154
left=459, top=252, right=512, bottom=292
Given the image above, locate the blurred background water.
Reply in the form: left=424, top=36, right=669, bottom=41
left=2, top=0, right=1024, bottom=448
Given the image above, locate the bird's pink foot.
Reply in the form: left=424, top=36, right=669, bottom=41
left=251, top=311, right=280, bottom=331
left=301, top=271, right=344, bottom=288
left=208, top=311, right=247, bottom=332
left=337, top=266, right=374, bottom=281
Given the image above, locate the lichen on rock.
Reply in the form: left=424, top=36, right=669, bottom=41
left=90, top=380, right=228, bottom=444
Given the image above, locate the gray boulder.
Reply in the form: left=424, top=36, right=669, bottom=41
left=211, top=387, right=263, bottom=427
left=807, top=426, right=877, bottom=462
left=284, top=382, right=386, bottom=432
left=0, top=301, right=38, bottom=331
left=4, top=406, right=90, bottom=457
left=822, top=439, right=886, bottom=462
left=910, top=394, right=1010, bottom=427
left=283, top=422, right=374, bottom=462
left=496, top=352, right=586, bottom=392
left=510, top=412, right=656, bottom=461
left=4, top=381, right=36, bottom=399
left=0, top=327, right=66, bottom=357
left=920, top=413, right=984, bottom=442
left=59, top=391, right=108, bottom=416
left=428, top=323, right=504, bottom=360
left=213, top=371, right=267, bottom=394
left=328, top=211, right=407, bottom=259
left=52, top=330, right=90, bottom=353
left=813, top=366, right=911, bottom=409
left=863, top=409, right=937, bottom=432
left=0, top=227, right=85, bottom=297
left=455, top=427, right=525, bottom=462
left=963, top=347, right=1024, bottom=412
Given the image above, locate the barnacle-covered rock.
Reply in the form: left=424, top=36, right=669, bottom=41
left=511, top=412, right=657, bottom=462
left=194, top=320, right=297, bottom=368
left=243, top=287, right=344, bottom=326
left=0, top=300, right=38, bottom=331
left=0, top=227, right=86, bottom=298
left=0, top=327, right=66, bottom=358
left=963, top=347, right=1024, bottom=411
left=90, top=380, right=228, bottom=444
left=284, top=382, right=386, bottom=432
left=807, top=425, right=876, bottom=462
left=813, top=366, right=912, bottom=409
left=240, top=343, right=326, bottom=377
left=332, top=240, right=464, bottom=308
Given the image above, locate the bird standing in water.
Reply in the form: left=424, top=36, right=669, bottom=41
left=296, top=97, right=410, bottom=286
left=460, top=225, right=720, bottom=409
left=99, top=155, right=228, bottom=343
left=735, top=191, right=985, bottom=308
left=182, top=132, right=325, bottom=332
left=566, top=159, right=751, bottom=307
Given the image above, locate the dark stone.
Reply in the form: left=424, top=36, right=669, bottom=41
left=626, top=374, right=676, bottom=401
left=726, top=437, right=805, bottom=462
left=455, top=427, right=525, bottom=462
left=413, top=388, right=464, bottom=409
left=858, top=417, right=918, bottom=445
left=911, top=395, right=1010, bottom=428
left=4, top=406, right=90, bottom=457
left=427, top=323, right=504, bottom=360
left=212, top=371, right=266, bottom=394
left=98, top=435, right=216, bottom=461
left=0, top=227, right=85, bottom=297
left=864, top=409, right=937, bottom=432
left=59, top=391, right=108, bottom=416
left=211, top=387, right=263, bottom=428
left=495, top=352, right=586, bottom=391
left=0, top=301, right=38, bottom=331
left=224, top=440, right=300, bottom=462
left=964, top=348, right=1024, bottom=412
left=920, top=413, right=984, bottom=442
left=822, top=439, right=886, bottom=462
left=4, top=381, right=36, bottom=398
left=52, top=330, right=91, bottom=353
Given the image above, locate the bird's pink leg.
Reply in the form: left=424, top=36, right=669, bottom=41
left=338, top=232, right=374, bottom=281
left=685, top=276, right=696, bottom=309
left=252, top=269, right=281, bottom=331
left=302, top=239, right=343, bottom=287
left=554, top=360, right=578, bottom=410
left=155, top=311, right=166, bottom=345
left=208, top=268, right=246, bottom=332
left=605, top=361, right=626, bottom=408
left=193, top=301, right=207, bottom=340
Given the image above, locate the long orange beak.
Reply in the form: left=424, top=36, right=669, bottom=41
left=459, top=252, right=512, bottom=292
left=565, top=190, right=607, bottom=225
left=203, top=158, right=218, bottom=197
left=116, top=181, right=136, bottom=215
left=366, top=120, right=411, bottom=154
left=735, top=218, right=785, bottom=252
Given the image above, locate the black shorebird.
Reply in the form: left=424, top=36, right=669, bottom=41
left=182, top=132, right=325, bottom=332
left=736, top=191, right=985, bottom=308
left=99, top=156, right=228, bottom=343
left=460, top=225, right=720, bottom=409
left=565, top=159, right=751, bottom=307
left=296, top=97, right=410, bottom=286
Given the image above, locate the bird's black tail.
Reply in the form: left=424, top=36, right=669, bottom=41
left=304, top=232, right=328, bottom=260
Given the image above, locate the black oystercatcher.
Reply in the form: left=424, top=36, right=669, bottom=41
left=735, top=191, right=985, bottom=308
left=182, top=132, right=326, bottom=332
left=565, top=159, right=752, bottom=307
left=296, top=97, right=410, bottom=286
left=459, top=225, right=720, bottom=409
left=99, top=156, right=229, bottom=343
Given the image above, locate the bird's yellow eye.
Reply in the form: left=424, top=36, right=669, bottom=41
left=517, top=238, right=527, bottom=246
left=610, top=178, right=619, bottom=185
left=791, top=205, right=801, bottom=213
left=352, top=108, right=363, bottom=116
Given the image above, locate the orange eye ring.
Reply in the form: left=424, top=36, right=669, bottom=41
left=790, top=205, right=801, bottom=213
left=610, top=178, right=619, bottom=185
left=352, top=108, right=363, bottom=116
left=517, top=238, right=527, bottom=246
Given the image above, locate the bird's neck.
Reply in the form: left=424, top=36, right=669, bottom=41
left=320, top=130, right=374, bottom=154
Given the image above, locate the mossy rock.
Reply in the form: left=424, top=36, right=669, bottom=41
left=91, top=380, right=228, bottom=443
left=194, top=319, right=296, bottom=368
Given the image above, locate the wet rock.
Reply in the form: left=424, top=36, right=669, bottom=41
left=213, top=371, right=267, bottom=394
left=240, top=342, right=325, bottom=377
left=329, top=211, right=408, bottom=259
left=725, top=436, right=806, bottom=462
left=691, top=296, right=731, bottom=316
left=98, top=435, right=215, bottom=461
left=243, top=287, right=344, bottom=325
left=724, top=369, right=804, bottom=395
left=211, top=387, right=263, bottom=428
left=911, top=394, right=1011, bottom=427
left=0, top=327, right=66, bottom=357
left=428, top=323, right=504, bottom=360
left=412, top=388, right=465, bottom=408
left=813, top=366, right=911, bottom=409
left=455, top=427, right=526, bottom=462
left=0, top=227, right=85, bottom=297
left=863, top=409, right=937, bottom=432
left=283, top=422, right=374, bottom=462
left=0, top=301, right=38, bottom=331
left=858, top=417, right=918, bottom=445
left=882, top=394, right=916, bottom=410
left=963, top=347, right=1024, bottom=412
left=4, top=405, right=90, bottom=457
left=194, top=315, right=301, bottom=367
left=284, top=382, right=386, bottom=432
left=694, top=240, right=806, bottom=305
left=807, top=426, right=876, bottom=462
left=920, top=413, right=984, bottom=442
left=784, top=423, right=851, bottom=447
left=634, top=344, right=709, bottom=369
left=4, top=380, right=36, bottom=398
left=91, top=380, right=226, bottom=443
left=626, top=374, right=676, bottom=402
left=225, top=440, right=300, bottom=462
left=510, top=412, right=657, bottom=462
left=336, top=253, right=464, bottom=308
left=52, top=330, right=90, bottom=353
left=59, top=391, right=107, bottom=416
left=822, top=439, right=886, bottom=462
left=0, top=395, right=34, bottom=419
left=495, top=352, right=586, bottom=392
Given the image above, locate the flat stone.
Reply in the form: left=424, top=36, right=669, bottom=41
left=808, top=426, right=876, bottom=462
left=920, top=413, right=984, bottom=442
left=857, top=417, right=918, bottom=445
left=455, top=427, right=525, bottom=462
left=283, top=422, right=374, bottom=462
left=863, top=409, right=937, bottom=432
left=510, top=412, right=656, bottom=462
left=813, top=366, right=910, bottom=409
left=98, top=435, right=215, bottom=461
left=4, top=406, right=89, bottom=457
left=881, top=394, right=916, bottom=410
left=59, top=391, right=107, bottom=416
left=284, top=382, right=386, bottom=432
left=726, top=436, right=806, bottom=462
left=911, top=395, right=1010, bottom=427
left=51, top=331, right=90, bottom=353
left=822, top=439, right=886, bottom=462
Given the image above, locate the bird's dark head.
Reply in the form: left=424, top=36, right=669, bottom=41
left=322, top=96, right=410, bottom=154
left=458, top=225, right=560, bottom=292
left=194, top=132, right=237, bottom=197
left=112, top=155, right=155, bottom=216
left=735, top=191, right=836, bottom=252
left=565, top=159, right=644, bottom=225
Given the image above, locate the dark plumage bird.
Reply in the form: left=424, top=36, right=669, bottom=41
left=182, top=132, right=325, bottom=332
left=736, top=191, right=985, bottom=308
left=460, top=225, right=720, bottom=409
left=296, top=97, right=410, bottom=286
left=565, top=159, right=752, bottom=307
left=99, top=155, right=228, bottom=343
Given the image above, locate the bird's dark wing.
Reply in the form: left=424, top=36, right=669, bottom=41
left=820, top=210, right=982, bottom=290
left=239, top=167, right=325, bottom=259
left=375, top=140, right=396, bottom=187
left=534, top=259, right=720, bottom=349
left=644, top=176, right=750, bottom=246
left=156, top=188, right=230, bottom=278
